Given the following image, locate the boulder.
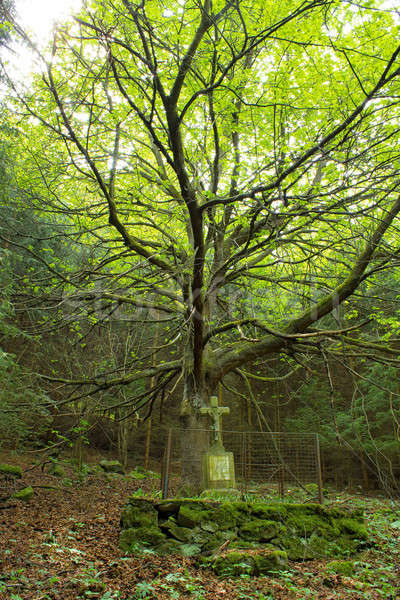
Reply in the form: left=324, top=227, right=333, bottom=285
left=99, top=459, right=124, bottom=473
left=0, top=463, right=22, bottom=478
left=13, top=486, right=34, bottom=501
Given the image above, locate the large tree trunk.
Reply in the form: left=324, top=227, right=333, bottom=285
left=179, top=375, right=212, bottom=492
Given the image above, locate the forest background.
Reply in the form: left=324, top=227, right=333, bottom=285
left=1, top=0, right=400, bottom=494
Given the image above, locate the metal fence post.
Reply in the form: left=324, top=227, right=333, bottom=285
left=161, top=429, right=172, bottom=499
left=315, top=433, right=324, bottom=504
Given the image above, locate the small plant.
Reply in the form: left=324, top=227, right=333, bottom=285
left=130, top=581, right=156, bottom=599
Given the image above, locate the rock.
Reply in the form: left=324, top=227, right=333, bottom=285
left=212, top=549, right=287, bottom=576
left=0, top=463, right=22, bottom=478
left=326, top=560, right=355, bottom=576
left=157, top=501, right=181, bottom=517
left=119, top=526, right=165, bottom=551
left=213, top=551, right=257, bottom=576
left=99, top=459, right=124, bottom=473
left=155, top=539, right=183, bottom=555
left=177, top=502, right=210, bottom=528
left=13, top=486, right=34, bottom=501
left=254, top=550, right=288, bottom=574
left=121, top=498, right=158, bottom=529
left=239, top=519, right=286, bottom=542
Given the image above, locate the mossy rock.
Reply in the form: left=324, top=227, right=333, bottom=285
left=121, top=498, right=158, bottom=529
left=155, top=539, right=184, bottom=555
left=211, top=503, right=249, bottom=528
left=13, top=486, right=34, bottom=501
left=128, top=470, right=147, bottom=479
left=99, top=459, right=124, bottom=473
left=254, top=550, right=288, bottom=575
left=213, top=551, right=257, bottom=576
left=239, top=519, right=287, bottom=542
left=230, top=540, right=261, bottom=551
left=326, top=560, right=355, bottom=576
left=167, top=521, right=194, bottom=543
left=157, top=501, right=181, bottom=517
left=200, top=520, right=220, bottom=533
left=201, top=530, right=236, bottom=552
left=250, top=504, right=287, bottom=521
left=285, top=513, right=339, bottom=539
left=119, top=526, right=165, bottom=551
left=337, top=518, right=368, bottom=540
left=177, top=502, right=211, bottom=528
left=0, top=463, right=22, bottom=478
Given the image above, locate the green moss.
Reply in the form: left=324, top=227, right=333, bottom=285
left=121, top=498, right=158, bottom=529
left=119, top=526, right=165, bottom=551
left=213, top=551, right=256, bottom=576
left=99, top=459, right=124, bottom=473
left=239, top=520, right=287, bottom=542
left=155, top=539, right=183, bottom=555
left=250, top=504, right=287, bottom=521
left=210, top=503, right=248, bottom=528
left=157, top=501, right=180, bottom=517
left=120, top=498, right=369, bottom=564
left=167, top=522, right=194, bottom=543
left=0, top=463, right=22, bottom=478
left=201, top=530, right=236, bottom=552
left=326, top=560, right=355, bottom=576
left=254, top=550, right=288, bottom=575
left=286, top=513, right=339, bottom=539
left=177, top=502, right=211, bottom=528
left=13, top=486, right=34, bottom=501
left=337, top=518, right=368, bottom=540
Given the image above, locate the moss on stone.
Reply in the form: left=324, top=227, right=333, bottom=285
left=167, top=522, right=194, bottom=543
left=13, top=486, right=34, bottom=501
left=239, top=519, right=286, bottom=542
left=157, top=501, right=181, bottom=517
left=177, top=502, right=211, bottom=528
left=213, top=551, right=256, bottom=576
left=337, top=518, right=368, bottom=540
left=326, top=560, right=355, bottom=576
left=285, top=513, right=339, bottom=539
left=210, top=503, right=248, bottom=529
left=119, top=525, right=165, bottom=551
left=120, top=498, right=159, bottom=529
left=155, top=539, right=183, bottom=555
left=120, top=498, right=369, bottom=564
left=0, top=463, right=22, bottom=478
left=99, top=459, right=124, bottom=473
left=254, top=550, right=288, bottom=575
left=250, top=504, right=287, bottom=521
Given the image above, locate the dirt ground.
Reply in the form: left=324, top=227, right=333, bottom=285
left=1, top=451, right=399, bottom=600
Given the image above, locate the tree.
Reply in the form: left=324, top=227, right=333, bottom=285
left=4, top=0, right=400, bottom=482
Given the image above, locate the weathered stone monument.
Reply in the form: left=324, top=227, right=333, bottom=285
left=200, top=396, right=237, bottom=494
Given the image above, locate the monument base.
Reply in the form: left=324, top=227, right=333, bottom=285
left=202, top=444, right=236, bottom=491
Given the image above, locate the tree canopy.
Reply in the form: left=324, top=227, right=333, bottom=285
left=2, top=0, right=400, bottom=442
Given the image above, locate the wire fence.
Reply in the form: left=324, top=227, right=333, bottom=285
left=161, top=428, right=323, bottom=502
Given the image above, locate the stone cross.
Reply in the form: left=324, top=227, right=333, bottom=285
left=200, top=396, right=230, bottom=447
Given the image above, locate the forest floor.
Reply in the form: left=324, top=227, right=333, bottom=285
left=1, top=450, right=400, bottom=600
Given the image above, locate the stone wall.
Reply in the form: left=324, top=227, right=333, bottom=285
left=119, top=498, right=368, bottom=574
